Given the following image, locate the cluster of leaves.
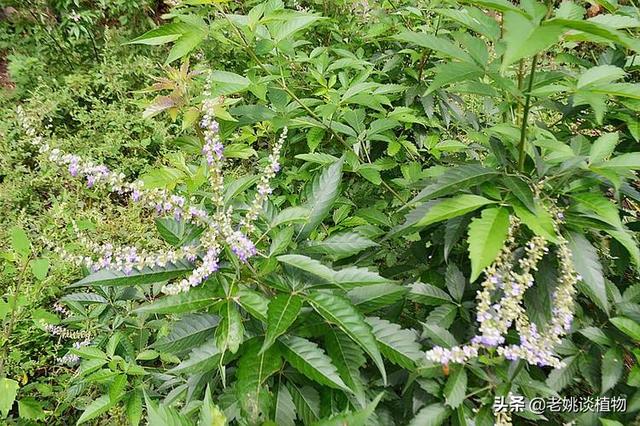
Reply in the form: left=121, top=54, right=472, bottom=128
left=2, top=0, right=640, bottom=424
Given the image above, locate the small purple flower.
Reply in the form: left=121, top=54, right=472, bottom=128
left=228, top=231, right=256, bottom=262
left=68, top=162, right=79, bottom=177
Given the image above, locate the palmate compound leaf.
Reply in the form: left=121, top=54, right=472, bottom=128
left=275, top=382, right=297, bottom=426
left=607, top=229, right=640, bottom=270
left=346, top=283, right=407, bottom=313
left=169, top=340, right=220, bottom=374
left=303, top=232, right=378, bottom=260
left=393, top=31, right=474, bottom=63
left=144, top=392, right=194, bottom=426
left=325, top=329, right=367, bottom=406
left=298, top=157, right=344, bottom=240
left=406, top=164, right=498, bottom=205
left=152, top=314, right=219, bottom=354
left=571, top=191, right=623, bottom=229
left=445, top=264, right=465, bottom=302
left=546, top=355, right=579, bottom=392
left=277, top=254, right=396, bottom=289
left=408, top=282, right=452, bottom=305
left=72, top=259, right=194, bottom=287
left=125, top=22, right=190, bottom=45
left=408, top=403, right=451, bottom=426
left=443, top=366, right=467, bottom=408
left=467, top=207, right=510, bottom=282
left=595, top=152, right=640, bottom=172
left=365, top=317, right=423, bottom=370
left=261, top=293, right=303, bottom=353
left=589, top=132, right=619, bottom=164
left=287, top=383, right=320, bottom=425
left=271, top=13, right=323, bottom=43
left=425, top=304, right=458, bottom=329
left=567, top=233, right=609, bottom=314
left=311, top=393, right=383, bottom=426
left=199, top=385, right=226, bottom=426
left=501, top=12, right=565, bottom=70
left=133, top=286, right=220, bottom=314
left=215, top=301, right=244, bottom=354
left=237, top=287, right=269, bottom=322
left=306, top=291, right=387, bottom=384
left=602, top=347, right=624, bottom=394
left=77, top=395, right=117, bottom=425
left=236, top=339, right=282, bottom=424
left=279, top=335, right=351, bottom=392
left=414, top=195, right=495, bottom=228
left=511, top=199, right=559, bottom=243
left=425, top=62, right=485, bottom=95
left=610, top=317, right=640, bottom=340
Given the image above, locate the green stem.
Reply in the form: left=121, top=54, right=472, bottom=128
left=517, top=54, right=539, bottom=172
left=0, top=255, right=32, bottom=378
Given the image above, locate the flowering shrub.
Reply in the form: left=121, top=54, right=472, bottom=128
left=2, top=0, right=640, bottom=425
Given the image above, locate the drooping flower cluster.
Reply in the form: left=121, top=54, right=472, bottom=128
left=425, top=215, right=580, bottom=369
left=44, top=305, right=92, bottom=366
left=241, top=127, right=287, bottom=233
left=17, top=71, right=288, bottom=296
left=47, top=221, right=200, bottom=274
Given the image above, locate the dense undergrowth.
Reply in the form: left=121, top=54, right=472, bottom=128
left=1, top=0, right=640, bottom=425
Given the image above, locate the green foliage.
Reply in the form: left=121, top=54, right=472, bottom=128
left=2, top=0, right=640, bottom=424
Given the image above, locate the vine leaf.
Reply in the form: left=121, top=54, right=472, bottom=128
left=306, top=291, right=387, bottom=385
left=467, top=207, right=510, bottom=282
left=261, top=294, right=303, bottom=353
left=279, top=335, right=350, bottom=392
